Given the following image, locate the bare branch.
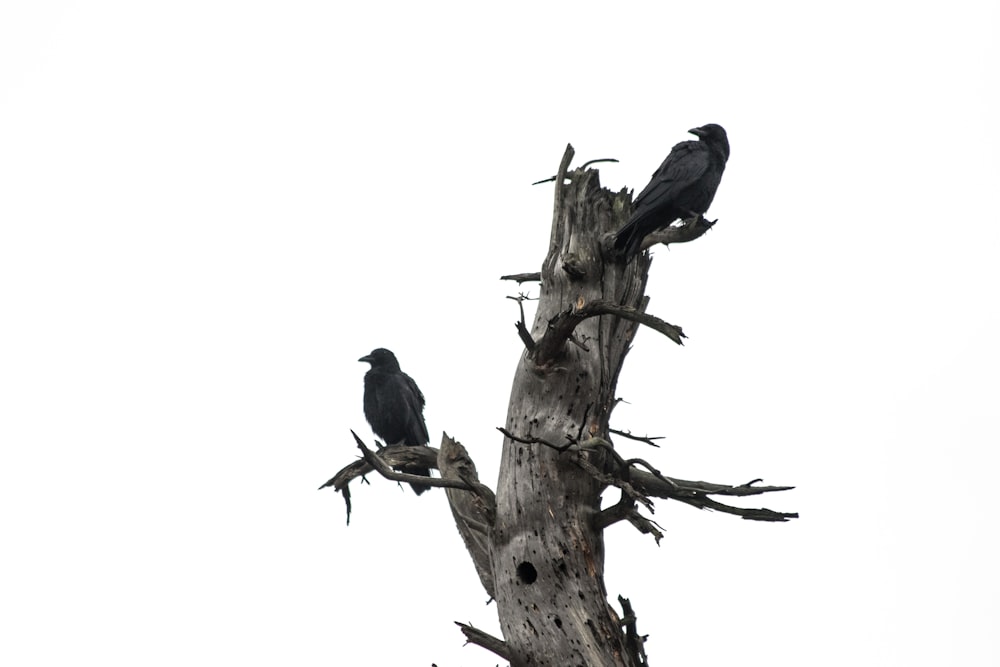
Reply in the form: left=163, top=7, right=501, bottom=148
left=580, top=157, right=619, bottom=169
left=594, top=499, right=631, bottom=530
left=439, top=434, right=497, bottom=599
left=319, top=440, right=435, bottom=524
left=594, top=488, right=636, bottom=530
left=618, top=596, right=650, bottom=667
left=571, top=450, right=655, bottom=514
left=506, top=295, right=536, bottom=352
left=637, top=472, right=796, bottom=498
left=695, top=497, right=799, bottom=522
left=626, top=511, right=664, bottom=544
left=579, top=301, right=686, bottom=345
left=630, top=469, right=798, bottom=522
left=351, top=431, right=481, bottom=492
left=500, top=272, right=542, bottom=283
left=510, top=430, right=795, bottom=526
left=455, top=622, right=510, bottom=661
left=497, top=426, right=573, bottom=453
left=319, top=442, right=435, bottom=491
left=534, top=298, right=685, bottom=365
left=531, top=156, right=616, bottom=186
left=568, top=332, right=591, bottom=352
left=638, top=214, right=717, bottom=252
left=503, top=424, right=795, bottom=524
left=318, top=434, right=488, bottom=525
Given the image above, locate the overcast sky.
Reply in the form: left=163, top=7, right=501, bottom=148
left=2, top=2, right=998, bottom=665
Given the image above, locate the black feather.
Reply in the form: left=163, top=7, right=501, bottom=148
left=614, top=123, right=729, bottom=257
left=358, top=348, right=432, bottom=495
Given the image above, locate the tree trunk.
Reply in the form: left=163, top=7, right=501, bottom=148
left=492, top=146, right=651, bottom=666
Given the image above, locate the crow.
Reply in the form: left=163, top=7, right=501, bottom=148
left=613, top=123, right=730, bottom=257
left=359, top=348, right=432, bottom=495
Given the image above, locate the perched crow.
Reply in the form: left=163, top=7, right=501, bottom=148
left=613, top=123, right=730, bottom=257
left=359, top=348, right=432, bottom=495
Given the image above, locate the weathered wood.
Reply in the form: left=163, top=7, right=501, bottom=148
left=455, top=621, right=510, bottom=660
left=438, top=433, right=497, bottom=599
left=637, top=213, right=717, bottom=252
left=493, top=145, right=654, bottom=666
left=618, top=596, right=649, bottom=667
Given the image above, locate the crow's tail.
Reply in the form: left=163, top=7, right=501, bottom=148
left=612, top=220, right=644, bottom=258
left=402, top=466, right=432, bottom=495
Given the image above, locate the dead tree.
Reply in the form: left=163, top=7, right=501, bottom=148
left=321, top=145, right=796, bottom=666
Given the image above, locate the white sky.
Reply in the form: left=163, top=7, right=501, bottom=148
left=2, top=1, right=998, bottom=665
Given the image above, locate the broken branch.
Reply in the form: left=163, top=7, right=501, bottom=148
left=506, top=295, right=536, bottom=352
left=618, top=596, right=649, bottom=667
left=534, top=299, right=685, bottom=365
left=439, top=434, right=497, bottom=599
left=500, top=272, right=542, bottom=283
left=455, top=622, right=510, bottom=660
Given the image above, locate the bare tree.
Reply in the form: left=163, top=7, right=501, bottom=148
left=321, top=145, right=796, bottom=666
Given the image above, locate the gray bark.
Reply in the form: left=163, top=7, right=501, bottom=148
left=492, top=145, right=652, bottom=666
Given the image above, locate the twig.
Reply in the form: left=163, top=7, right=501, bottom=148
left=609, top=428, right=663, bottom=448
left=580, top=157, right=619, bottom=169
left=568, top=333, right=591, bottom=352
left=455, top=622, right=510, bottom=660
left=573, top=404, right=593, bottom=444
left=497, top=427, right=570, bottom=452
left=531, top=157, right=617, bottom=185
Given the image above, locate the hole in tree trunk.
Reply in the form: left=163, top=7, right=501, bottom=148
left=516, top=561, right=538, bottom=585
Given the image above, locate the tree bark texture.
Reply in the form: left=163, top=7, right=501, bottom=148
left=493, top=146, right=651, bottom=667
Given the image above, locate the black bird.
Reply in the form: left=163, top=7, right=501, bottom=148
left=359, top=348, right=432, bottom=495
left=613, top=123, right=730, bottom=257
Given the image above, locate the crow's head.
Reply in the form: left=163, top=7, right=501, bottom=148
left=689, top=123, right=729, bottom=161
left=359, top=348, right=401, bottom=370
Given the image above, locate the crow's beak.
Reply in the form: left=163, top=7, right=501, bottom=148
left=688, top=127, right=705, bottom=138
left=359, top=355, right=372, bottom=363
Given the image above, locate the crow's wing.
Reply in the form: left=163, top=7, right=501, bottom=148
left=364, top=371, right=427, bottom=446
left=398, top=372, right=429, bottom=445
left=631, top=140, right=711, bottom=218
